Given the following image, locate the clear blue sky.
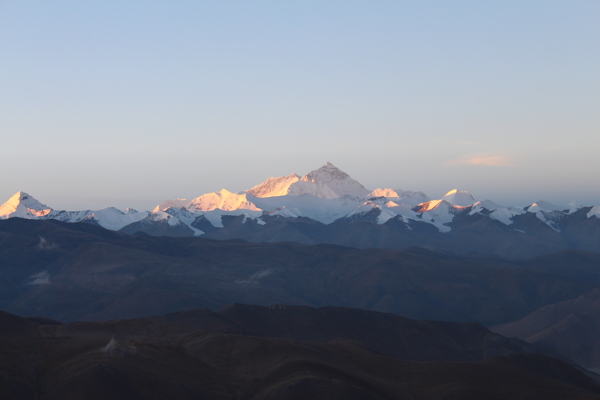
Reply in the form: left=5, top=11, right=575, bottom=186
left=1, top=1, right=598, bottom=210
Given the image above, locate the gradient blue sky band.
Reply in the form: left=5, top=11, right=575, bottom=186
left=1, top=1, right=598, bottom=210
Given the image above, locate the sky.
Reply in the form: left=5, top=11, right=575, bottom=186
left=1, top=1, right=598, bottom=211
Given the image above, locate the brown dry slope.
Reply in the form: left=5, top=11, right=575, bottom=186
left=2, top=309, right=600, bottom=400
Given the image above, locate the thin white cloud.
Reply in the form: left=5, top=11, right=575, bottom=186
left=447, top=154, right=515, bottom=167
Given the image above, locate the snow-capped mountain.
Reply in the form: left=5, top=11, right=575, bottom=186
left=151, top=162, right=376, bottom=228
left=0, top=191, right=53, bottom=219
left=2, top=163, right=595, bottom=234
left=246, top=174, right=302, bottom=198
left=247, top=162, right=370, bottom=199
left=414, top=200, right=467, bottom=233
left=468, top=200, right=525, bottom=225
left=186, top=189, right=261, bottom=212
left=442, top=189, right=476, bottom=207
left=2, top=162, right=599, bottom=257
left=0, top=192, right=148, bottom=231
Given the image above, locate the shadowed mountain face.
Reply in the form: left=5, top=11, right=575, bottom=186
left=198, top=209, right=596, bottom=259
left=520, top=250, right=600, bottom=284
left=2, top=307, right=600, bottom=400
left=490, top=251, right=600, bottom=370
left=136, top=206, right=600, bottom=259
left=493, top=288, right=600, bottom=370
left=1, top=218, right=599, bottom=326
left=142, top=303, right=564, bottom=363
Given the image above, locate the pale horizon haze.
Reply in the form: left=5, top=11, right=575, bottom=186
left=1, top=1, right=598, bottom=211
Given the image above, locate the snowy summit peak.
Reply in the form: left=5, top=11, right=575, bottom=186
left=4, top=191, right=49, bottom=210
left=444, top=189, right=460, bottom=196
left=291, top=162, right=370, bottom=199
left=247, top=162, right=370, bottom=200
left=302, top=162, right=344, bottom=181
left=442, top=189, right=476, bottom=207
left=0, top=191, right=52, bottom=219
left=302, top=161, right=348, bottom=179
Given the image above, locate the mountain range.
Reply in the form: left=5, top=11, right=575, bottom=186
left=3, top=199, right=600, bottom=393
left=2, top=162, right=599, bottom=258
left=1, top=217, right=598, bottom=328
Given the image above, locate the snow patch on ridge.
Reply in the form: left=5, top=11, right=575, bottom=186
left=415, top=200, right=467, bottom=233
left=345, top=201, right=397, bottom=224
left=567, top=201, right=583, bottom=214
left=200, top=209, right=263, bottom=228
left=162, top=208, right=204, bottom=235
left=526, top=201, right=565, bottom=232
left=469, top=200, right=524, bottom=226
left=267, top=206, right=301, bottom=219
left=588, top=206, right=600, bottom=219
